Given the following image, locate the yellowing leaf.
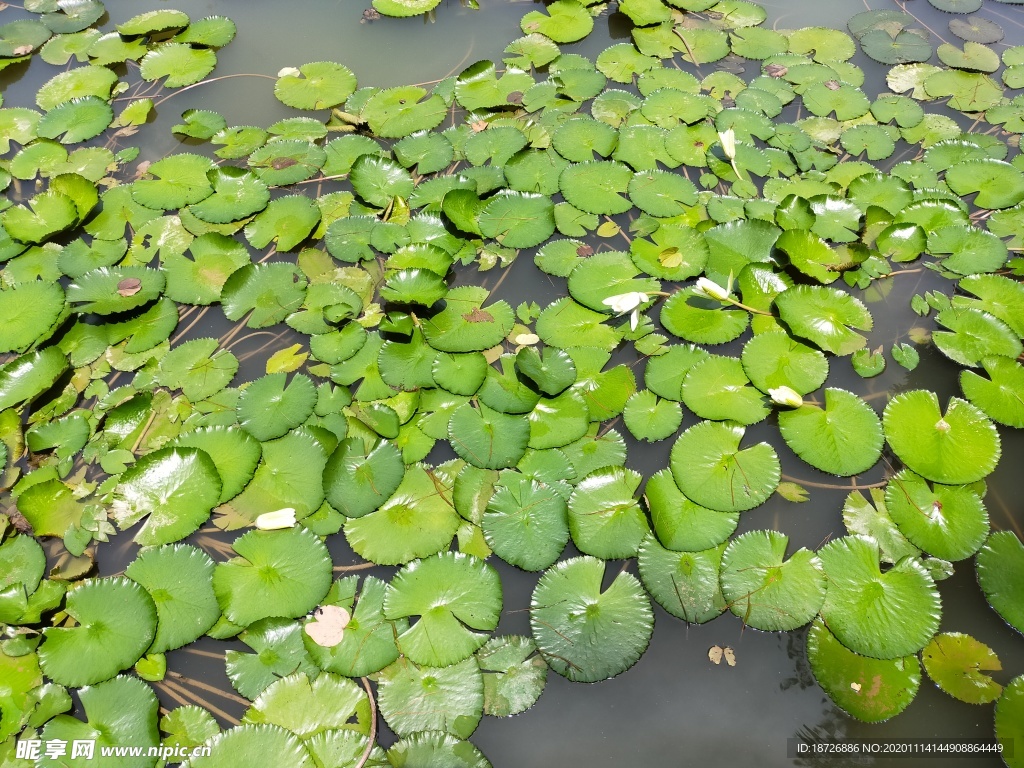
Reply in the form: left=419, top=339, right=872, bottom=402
left=265, top=343, right=309, bottom=374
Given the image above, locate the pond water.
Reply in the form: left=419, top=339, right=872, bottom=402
left=3, top=0, right=1024, bottom=766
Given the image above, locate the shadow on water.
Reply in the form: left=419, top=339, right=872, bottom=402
left=8, top=0, right=1023, bottom=764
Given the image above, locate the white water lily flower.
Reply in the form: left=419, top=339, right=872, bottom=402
left=514, top=332, right=540, bottom=346
left=718, top=128, right=736, bottom=161
left=602, top=291, right=648, bottom=314
left=693, top=277, right=732, bottom=302
left=277, top=66, right=302, bottom=78
left=255, top=508, right=297, bottom=530
left=768, top=386, right=804, bottom=408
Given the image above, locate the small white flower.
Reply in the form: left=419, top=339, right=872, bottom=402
left=514, top=332, right=540, bottom=346
left=277, top=66, right=302, bottom=78
left=255, top=508, right=297, bottom=530
left=768, top=386, right=804, bottom=408
left=602, top=291, right=648, bottom=315
left=718, top=128, right=736, bottom=161
left=693, top=277, right=732, bottom=302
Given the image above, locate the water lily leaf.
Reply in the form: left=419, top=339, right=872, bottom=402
left=2, top=190, right=79, bottom=245
left=660, top=288, right=750, bottom=345
left=132, top=154, right=215, bottom=210
left=721, top=530, right=826, bottom=631
left=173, top=15, right=237, bottom=47
left=66, top=266, right=165, bottom=315
left=39, top=577, right=156, bottom=686
left=531, top=556, right=653, bottom=682
left=802, top=80, right=870, bottom=121
left=170, top=426, right=261, bottom=503
left=779, top=388, right=883, bottom=476
left=947, top=159, right=1024, bottom=211
left=213, top=527, right=332, bottom=627
left=741, top=331, right=828, bottom=395
left=117, top=9, right=190, bottom=36
left=372, top=0, right=441, bottom=16
left=956, top=273, right=1024, bottom=336
left=670, top=421, right=780, bottom=512
left=157, top=338, right=238, bottom=402
left=482, top=473, right=568, bottom=572
left=731, top=27, right=790, bottom=59
left=559, top=160, right=634, bottom=215
left=623, top=389, right=682, bottom=442
left=960, top=356, right=1024, bottom=428
left=422, top=286, right=515, bottom=353
left=552, top=117, right=618, bottom=163
left=163, top=233, right=249, bottom=305
left=682, top=355, right=770, bottom=425
left=113, top=446, right=222, bottom=546
left=222, top=262, right=308, bottom=327
left=702, top=218, right=781, bottom=286
left=40, top=676, right=159, bottom=767
left=638, top=534, right=727, bottom=623
left=515, top=346, right=575, bottom=397
left=628, top=169, right=698, bottom=217
left=378, top=657, right=481, bottom=739
left=629, top=223, right=709, bottom=281
left=125, top=544, right=219, bottom=654
left=140, top=43, right=217, bottom=88
left=0, top=347, right=68, bottom=412
left=385, top=732, right=490, bottom=768
left=37, top=95, right=112, bottom=144
left=184, top=724, right=315, bottom=768
left=995, top=676, right=1024, bottom=768
left=344, top=464, right=460, bottom=564
left=477, top=191, right=555, bottom=249
left=937, top=41, right=999, bottom=72
left=644, top=467, right=738, bottom=551
left=928, top=225, right=1007, bottom=275
left=950, top=16, right=1003, bottom=44
left=395, top=130, right=454, bottom=176
left=274, top=61, right=356, bottom=110
left=0, top=19, right=51, bottom=57
left=521, top=0, right=593, bottom=43
left=860, top=28, right=933, bottom=65
left=0, top=280, right=65, bottom=353
left=884, top=470, right=989, bottom=561
left=237, top=372, right=316, bottom=442
left=350, top=155, right=413, bottom=208
left=188, top=167, right=270, bottom=225
left=243, top=671, right=368, bottom=738
left=384, top=552, right=501, bottom=667
left=567, top=466, right=649, bottom=559
left=883, top=391, right=999, bottom=485
left=934, top=307, right=1022, bottom=368
left=248, top=140, right=326, bottom=186
left=449, top=402, right=529, bottom=470
left=819, top=535, right=940, bottom=659
left=922, top=632, right=1001, bottom=704
left=225, top=618, right=318, bottom=698
left=807, top=618, right=921, bottom=723
left=976, top=531, right=1024, bottom=635
left=362, top=86, right=447, bottom=138
left=775, top=285, right=873, bottom=356
left=476, top=635, right=547, bottom=717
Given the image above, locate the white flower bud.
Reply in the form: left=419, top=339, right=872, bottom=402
left=277, top=67, right=302, bottom=78
left=768, top=386, right=803, bottom=408
left=602, top=291, right=648, bottom=315
left=718, top=128, right=736, bottom=160
left=255, top=508, right=297, bottom=530
left=514, top=333, right=540, bottom=346
left=693, top=277, right=732, bottom=302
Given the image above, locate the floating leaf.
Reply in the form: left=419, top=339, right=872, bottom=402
left=378, top=657, right=481, bottom=739
left=682, top=355, right=769, bottom=425
left=483, top=473, right=569, bottom=571
left=883, top=390, right=1000, bottom=485
left=236, top=373, right=317, bottom=441
left=921, top=632, right=1002, bottom=705
left=884, top=470, right=989, bottom=561
left=140, top=43, right=217, bottom=88
left=0, top=281, right=65, bottom=353
left=477, top=635, right=547, bottom=717
left=775, top=285, right=873, bottom=356
left=530, top=556, right=653, bottom=682
left=274, top=61, right=357, bottom=110
left=819, top=535, right=940, bottom=659
left=976, top=531, right=1024, bottom=636
left=567, top=466, right=649, bottom=560
left=779, top=388, right=883, bottom=476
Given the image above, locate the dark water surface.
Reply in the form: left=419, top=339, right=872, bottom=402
left=5, top=0, right=1024, bottom=765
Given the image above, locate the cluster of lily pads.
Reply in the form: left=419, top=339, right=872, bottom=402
left=1, top=0, right=1024, bottom=765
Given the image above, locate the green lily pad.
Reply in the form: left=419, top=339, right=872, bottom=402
left=477, top=191, right=555, bottom=249
left=37, top=96, right=112, bottom=144
left=960, top=357, right=1024, bottom=428
left=559, top=160, right=634, bottom=215
left=720, top=530, right=826, bottom=631
left=0, top=19, right=51, bottom=57
left=531, top=556, right=653, bottom=682
left=483, top=472, right=568, bottom=572
left=372, top=0, right=442, bottom=16
left=740, top=331, right=828, bottom=395
left=125, top=544, right=220, bottom=653
left=883, top=390, right=1000, bottom=485
left=2, top=190, right=79, bottom=245
left=477, top=635, right=547, bottom=717
left=568, top=466, right=649, bottom=560
left=976, top=531, right=1024, bottom=636
left=244, top=194, right=320, bottom=251
left=213, top=527, right=332, bottom=627
left=323, top=437, right=404, bottom=518
left=226, top=617, right=318, bottom=699
left=385, top=551, right=502, bottom=667
left=775, top=285, right=873, bottom=356
left=378, top=657, right=482, bottom=739
left=922, top=632, right=1002, bottom=705
left=629, top=223, right=709, bottom=282
left=660, top=288, right=750, bottom=345
left=682, top=355, right=770, bottom=425
left=567, top=251, right=660, bottom=313
left=623, top=389, right=683, bottom=442
left=819, top=535, right=941, bottom=659
left=807, top=618, right=921, bottom=723
left=644, top=468, right=738, bottom=552
left=0, top=280, right=65, bottom=353
left=884, top=470, right=989, bottom=561
left=140, top=43, right=217, bottom=88
left=422, top=286, right=515, bottom=353
left=449, top=402, right=530, bottom=470
left=243, top=671, right=369, bottom=738
left=184, top=724, right=315, bottom=768
left=385, top=732, right=490, bottom=768
left=275, top=61, right=356, bottom=110
left=779, top=388, right=883, bottom=476
left=932, top=307, right=1021, bottom=368
left=521, top=0, right=593, bottom=44
left=637, top=534, right=727, bottom=624
left=237, top=373, right=317, bottom=441
left=189, top=167, right=270, bottom=224
left=157, top=338, right=238, bottom=402
left=39, top=577, right=157, bottom=687
left=112, top=446, right=222, bottom=546
left=946, top=159, right=1024, bottom=210
left=221, top=262, right=308, bottom=328
left=996, top=676, right=1024, bottom=768
left=670, top=421, right=780, bottom=513
left=361, top=86, right=447, bottom=138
